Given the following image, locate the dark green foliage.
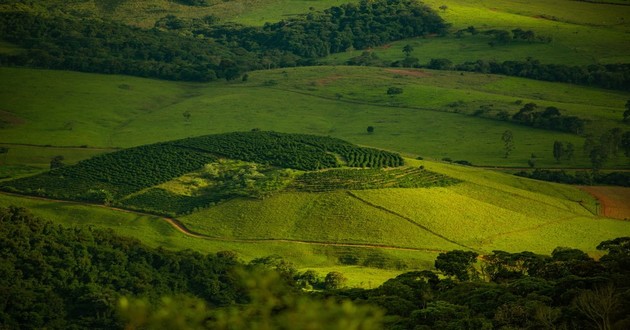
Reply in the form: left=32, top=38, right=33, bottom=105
left=0, top=131, right=404, bottom=207
left=0, top=206, right=246, bottom=329
left=174, top=131, right=403, bottom=170
left=120, top=188, right=221, bottom=216
left=347, top=51, right=385, bottom=66
left=515, top=169, right=630, bottom=187
left=553, top=141, right=564, bottom=162
left=434, top=250, right=479, bottom=281
left=427, top=58, right=453, bottom=70
left=330, top=244, right=630, bottom=329
left=1, top=143, right=216, bottom=200
left=387, top=87, right=404, bottom=95
left=290, top=167, right=459, bottom=192
left=206, top=0, right=448, bottom=58
left=0, top=0, right=447, bottom=81
left=512, top=104, right=586, bottom=134
left=454, top=58, right=630, bottom=91
left=171, top=0, right=209, bottom=6
left=0, top=12, right=248, bottom=81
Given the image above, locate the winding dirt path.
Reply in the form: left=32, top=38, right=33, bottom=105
left=0, top=191, right=446, bottom=253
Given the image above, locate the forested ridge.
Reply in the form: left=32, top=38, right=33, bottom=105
left=0, top=0, right=447, bottom=81
left=3, top=205, right=630, bottom=329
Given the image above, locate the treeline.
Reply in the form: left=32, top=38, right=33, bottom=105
left=511, top=103, right=585, bottom=134
left=455, top=58, right=630, bottom=91
left=0, top=206, right=247, bottom=329
left=0, top=206, right=383, bottom=329
left=326, top=242, right=630, bottom=329
left=0, top=12, right=256, bottom=81
left=0, top=0, right=447, bottom=81
left=516, top=169, right=630, bottom=187
left=201, top=0, right=448, bottom=58
left=359, top=54, right=630, bottom=92
left=5, top=205, right=630, bottom=329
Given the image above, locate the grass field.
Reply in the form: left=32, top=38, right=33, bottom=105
left=177, top=158, right=629, bottom=257
left=2, top=157, right=627, bottom=271
left=2, top=67, right=628, bottom=171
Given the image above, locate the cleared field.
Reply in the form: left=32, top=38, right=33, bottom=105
left=2, top=67, right=627, bottom=168
left=579, top=186, right=630, bottom=220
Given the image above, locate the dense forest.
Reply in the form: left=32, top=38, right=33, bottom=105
left=3, top=206, right=630, bottom=329
left=2, top=1, right=629, bottom=90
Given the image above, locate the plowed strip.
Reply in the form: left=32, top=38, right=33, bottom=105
left=578, top=186, right=630, bottom=220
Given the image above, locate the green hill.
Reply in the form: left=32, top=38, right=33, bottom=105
left=0, top=131, right=408, bottom=208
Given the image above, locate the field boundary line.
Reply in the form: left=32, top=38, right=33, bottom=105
left=345, top=190, right=481, bottom=252
left=0, top=191, right=445, bottom=253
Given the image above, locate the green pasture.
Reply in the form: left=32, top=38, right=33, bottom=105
left=0, top=144, right=112, bottom=179
left=173, top=158, right=630, bottom=256
left=321, top=0, right=630, bottom=65
left=2, top=67, right=628, bottom=168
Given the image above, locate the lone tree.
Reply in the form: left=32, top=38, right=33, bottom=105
left=0, top=146, right=8, bottom=164
left=387, top=87, right=403, bottom=95
left=324, top=271, right=347, bottom=290
left=367, top=126, right=375, bottom=134
left=501, top=130, right=514, bottom=158
left=402, top=44, right=414, bottom=57
left=553, top=141, right=564, bottom=162
left=439, top=4, right=448, bottom=11
left=50, top=155, right=65, bottom=170
left=183, top=110, right=191, bottom=122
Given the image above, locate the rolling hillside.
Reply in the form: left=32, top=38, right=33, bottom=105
left=0, top=0, right=629, bottom=289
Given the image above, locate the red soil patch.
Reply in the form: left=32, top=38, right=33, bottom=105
left=315, top=74, right=343, bottom=86
left=385, top=68, right=431, bottom=78
left=0, top=110, right=25, bottom=127
left=379, top=43, right=393, bottom=49
left=578, top=186, right=630, bottom=220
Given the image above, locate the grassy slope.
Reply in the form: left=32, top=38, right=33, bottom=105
left=0, top=191, right=435, bottom=287
left=2, top=67, right=627, bottom=171
left=2, top=157, right=628, bottom=284
left=180, top=158, right=629, bottom=257
left=323, top=0, right=630, bottom=65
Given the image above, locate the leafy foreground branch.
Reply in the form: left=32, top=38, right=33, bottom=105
left=2, top=205, right=630, bottom=329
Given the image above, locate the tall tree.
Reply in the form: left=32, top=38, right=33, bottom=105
left=501, top=130, right=514, bottom=158
left=621, top=131, right=630, bottom=158
left=553, top=141, right=564, bottom=162
left=402, top=44, right=414, bottom=57
left=564, top=142, right=575, bottom=160
left=435, top=250, right=479, bottom=281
